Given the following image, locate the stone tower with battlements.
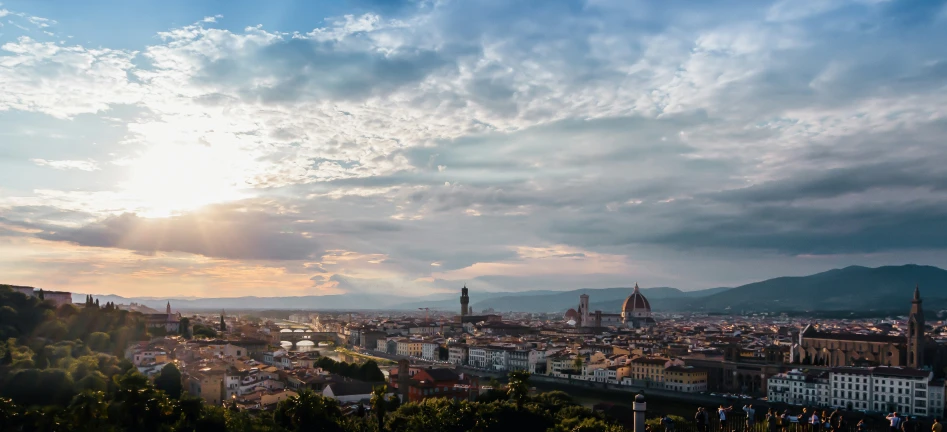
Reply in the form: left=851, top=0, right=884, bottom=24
left=460, top=285, right=470, bottom=317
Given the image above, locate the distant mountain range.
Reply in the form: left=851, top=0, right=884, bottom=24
left=690, top=264, right=947, bottom=313
left=6, top=265, right=945, bottom=313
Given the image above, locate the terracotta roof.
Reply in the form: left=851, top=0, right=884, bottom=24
left=622, top=284, right=651, bottom=314
left=803, top=327, right=903, bottom=344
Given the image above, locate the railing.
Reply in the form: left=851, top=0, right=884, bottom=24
left=647, top=416, right=904, bottom=432
left=634, top=394, right=924, bottom=432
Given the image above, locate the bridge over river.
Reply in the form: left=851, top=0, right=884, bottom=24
left=277, top=325, right=342, bottom=349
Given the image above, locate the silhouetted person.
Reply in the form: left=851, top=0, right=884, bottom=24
left=663, top=414, right=676, bottom=432
left=800, top=408, right=811, bottom=432
left=697, top=407, right=709, bottom=432
left=901, top=416, right=912, bottom=432
left=829, top=409, right=841, bottom=432
left=767, top=409, right=778, bottom=432
left=888, top=412, right=903, bottom=432
left=745, top=405, right=756, bottom=432
left=719, top=405, right=733, bottom=432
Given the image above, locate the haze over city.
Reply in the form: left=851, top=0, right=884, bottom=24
left=2, top=0, right=947, bottom=299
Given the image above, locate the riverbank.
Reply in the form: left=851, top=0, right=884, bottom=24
left=335, top=347, right=396, bottom=365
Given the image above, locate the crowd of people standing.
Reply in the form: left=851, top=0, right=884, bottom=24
left=675, top=405, right=943, bottom=432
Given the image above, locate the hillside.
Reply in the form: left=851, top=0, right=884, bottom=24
left=695, top=265, right=947, bottom=312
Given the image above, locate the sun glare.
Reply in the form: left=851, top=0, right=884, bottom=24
left=121, top=144, right=250, bottom=217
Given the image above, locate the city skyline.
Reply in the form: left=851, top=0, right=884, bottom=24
left=2, top=0, right=947, bottom=298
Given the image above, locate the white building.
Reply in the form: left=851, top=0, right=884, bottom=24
left=931, top=380, right=946, bottom=418
left=448, top=345, right=468, bottom=366
left=767, top=369, right=830, bottom=406
left=832, top=367, right=940, bottom=417
left=487, top=347, right=510, bottom=371
left=509, top=350, right=529, bottom=372
left=468, top=347, right=488, bottom=369
left=421, top=342, right=440, bottom=362
left=593, top=367, right=618, bottom=383
left=528, top=350, right=547, bottom=374
left=769, top=366, right=946, bottom=418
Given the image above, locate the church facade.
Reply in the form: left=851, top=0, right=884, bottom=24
left=791, top=286, right=930, bottom=369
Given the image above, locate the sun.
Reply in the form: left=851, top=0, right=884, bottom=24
left=120, top=143, right=250, bottom=217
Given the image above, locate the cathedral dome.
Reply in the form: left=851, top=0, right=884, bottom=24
left=564, top=308, right=579, bottom=320
left=622, top=284, right=651, bottom=316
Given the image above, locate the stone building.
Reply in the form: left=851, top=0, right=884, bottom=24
left=791, top=287, right=928, bottom=368
left=145, top=302, right=181, bottom=333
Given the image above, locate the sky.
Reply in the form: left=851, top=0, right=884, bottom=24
left=1, top=0, right=947, bottom=299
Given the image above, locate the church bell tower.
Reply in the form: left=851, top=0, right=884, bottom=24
left=907, top=285, right=925, bottom=369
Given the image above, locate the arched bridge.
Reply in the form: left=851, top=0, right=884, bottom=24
left=279, top=328, right=341, bottom=349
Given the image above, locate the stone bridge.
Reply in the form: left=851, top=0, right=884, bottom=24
left=279, top=328, right=341, bottom=349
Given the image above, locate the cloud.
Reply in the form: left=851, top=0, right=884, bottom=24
left=2, top=0, right=947, bottom=295
left=0, top=37, right=142, bottom=118
left=33, top=206, right=323, bottom=261
left=30, top=158, right=100, bottom=171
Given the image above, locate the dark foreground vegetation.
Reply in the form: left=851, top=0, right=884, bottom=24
left=0, top=286, right=624, bottom=431
left=0, top=367, right=624, bottom=432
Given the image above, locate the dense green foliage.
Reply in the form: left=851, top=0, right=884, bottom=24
left=192, top=323, right=219, bottom=339
left=155, top=363, right=184, bottom=399
left=0, top=287, right=151, bottom=407
left=315, top=357, right=386, bottom=382
left=0, top=373, right=624, bottom=432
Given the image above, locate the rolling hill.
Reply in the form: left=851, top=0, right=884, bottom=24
left=694, top=265, right=947, bottom=312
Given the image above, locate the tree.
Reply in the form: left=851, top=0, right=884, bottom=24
left=569, top=355, right=584, bottom=382
left=507, top=371, right=531, bottom=407
left=274, top=390, right=345, bottom=432
left=154, top=363, right=183, bottom=399
left=64, top=390, right=108, bottom=432
left=370, top=385, right=388, bottom=431
left=386, top=394, right=401, bottom=412
left=219, top=312, right=226, bottom=332
left=38, top=289, right=45, bottom=300
left=110, top=370, right=176, bottom=432
left=192, top=324, right=218, bottom=339
left=179, top=317, right=191, bottom=338
left=86, top=332, right=111, bottom=352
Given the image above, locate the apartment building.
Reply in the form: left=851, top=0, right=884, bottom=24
left=421, top=342, right=441, bottom=361
left=629, top=357, right=669, bottom=385
left=396, top=339, right=423, bottom=358
left=832, top=367, right=943, bottom=417
left=468, top=347, right=488, bottom=369
left=664, top=366, right=708, bottom=393
left=767, top=369, right=830, bottom=406
left=448, top=344, right=468, bottom=365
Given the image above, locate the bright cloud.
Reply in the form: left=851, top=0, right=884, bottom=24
left=31, top=158, right=100, bottom=171
left=1, top=0, right=946, bottom=297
